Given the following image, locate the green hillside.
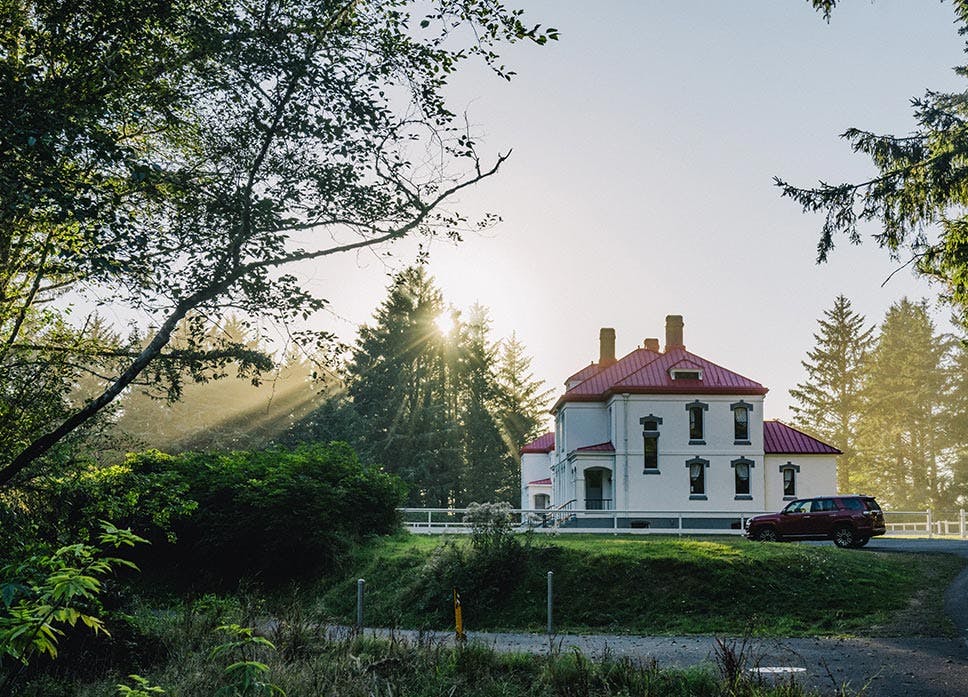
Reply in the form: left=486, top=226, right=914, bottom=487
left=316, top=534, right=963, bottom=637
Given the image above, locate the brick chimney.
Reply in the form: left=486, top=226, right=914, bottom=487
left=599, top=327, right=616, bottom=366
left=665, top=315, right=684, bottom=352
left=643, top=338, right=660, bottom=352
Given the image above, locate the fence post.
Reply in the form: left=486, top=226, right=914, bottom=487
left=677, top=513, right=683, bottom=537
left=961, top=510, right=966, bottom=540
left=356, top=578, right=365, bottom=631
left=547, top=571, right=554, bottom=635
left=926, top=509, right=933, bottom=539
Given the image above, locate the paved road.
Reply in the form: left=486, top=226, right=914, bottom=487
left=337, top=539, right=968, bottom=697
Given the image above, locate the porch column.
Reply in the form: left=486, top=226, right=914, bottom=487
left=575, top=474, right=585, bottom=510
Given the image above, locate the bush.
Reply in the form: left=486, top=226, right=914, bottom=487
left=17, top=443, right=405, bottom=586
left=136, top=442, right=406, bottom=583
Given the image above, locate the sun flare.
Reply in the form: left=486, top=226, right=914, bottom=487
left=434, top=312, right=457, bottom=336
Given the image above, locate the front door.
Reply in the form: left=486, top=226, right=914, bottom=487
left=585, top=469, right=603, bottom=509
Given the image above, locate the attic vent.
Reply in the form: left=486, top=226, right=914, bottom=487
left=672, top=370, right=701, bottom=380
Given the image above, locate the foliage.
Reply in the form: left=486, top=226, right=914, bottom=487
left=855, top=299, right=960, bottom=509
left=210, top=625, right=284, bottom=697
left=20, top=628, right=851, bottom=697
left=782, top=0, right=968, bottom=329
left=125, top=444, right=406, bottom=582
left=463, top=501, right=516, bottom=553
left=789, top=295, right=874, bottom=492
left=113, top=318, right=328, bottom=454
left=0, top=523, right=146, bottom=695
left=34, top=459, right=198, bottom=546
left=116, top=675, right=165, bottom=696
left=345, top=267, right=460, bottom=506
left=0, top=0, right=556, bottom=488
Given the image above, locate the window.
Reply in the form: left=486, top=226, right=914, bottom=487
left=780, top=462, right=800, bottom=498
left=640, top=414, right=662, bottom=472
left=534, top=494, right=550, bottom=510
left=731, top=457, right=754, bottom=498
left=811, top=498, right=837, bottom=512
left=685, top=401, right=707, bottom=442
left=644, top=435, right=658, bottom=469
left=673, top=370, right=700, bottom=380
left=686, top=457, right=708, bottom=498
left=784, top=499, right=810, bottom=513
left=730, top=401, right=752, bottom=443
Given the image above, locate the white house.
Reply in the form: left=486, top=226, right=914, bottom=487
left=520, top=316, right=839, bottom=525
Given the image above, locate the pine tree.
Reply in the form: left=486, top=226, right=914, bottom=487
left=493, top=332, right=553, bottom=486
left=114, top=317, right=324, bottom=452
left=347, top=267, right=460, bottom=506
left=858, top=299, right=951, bottom=510
left=945, top=333, right=968, bottom=506
left=456, top=305, right=512, bottom=504
left=789, top=295, right=874, bottom=493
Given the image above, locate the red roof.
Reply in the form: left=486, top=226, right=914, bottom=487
left=520, top=432, right=555, bottom=454
left=574, top=441, right=616, bottom=453
left=764, top=421, right=841, bottom=455
left=553, top=347, right=767, bottom=411
left=565, top=362, right=601, bottom=386
left=528, top=478, right=552, bottom=486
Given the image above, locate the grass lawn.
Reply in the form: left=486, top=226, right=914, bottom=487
left=314, top=533, right=964, bottom=637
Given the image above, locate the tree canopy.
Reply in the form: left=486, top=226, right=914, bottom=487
left=0, top=0, right=555, bottom=487
left=782, top=0, right=968, bottom=329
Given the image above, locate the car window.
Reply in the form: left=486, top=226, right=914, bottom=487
left=820, top=499, right=838, bottom=512
left=809, top=500, right=822, bottom=512
left=863, top=498, right=882, bottom=512
left=787, top=500, right=811, bottom=513
left=841, top=498, right=864, bottom=511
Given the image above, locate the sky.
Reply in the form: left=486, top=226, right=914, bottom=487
left=297, top=0, right=966, bottom=424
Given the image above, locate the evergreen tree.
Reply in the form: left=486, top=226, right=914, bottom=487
left=789, top=295, right=874, bottom=493
left=493, top=332, right=553, bottom=483
left=857, top=299, right=951, bottom=510
left=347, top=268, right=460, bottom=506
left=941, top=330, right=968, bottom=506
left=456, top=305, right=512, bottom=504
left=114, top=318, right=323, bottom=452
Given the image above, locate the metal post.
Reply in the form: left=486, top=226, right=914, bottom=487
left=427, top=510, right=432, bottom=528
left=677, top=513, right=683, bottom=537
left=547, top=571, right=554, bottom=635
left=927, top=509, right=933, bottom=539
left=961, top=509, right=965, bottom=540
left=356, top=578, right=365, bottom=630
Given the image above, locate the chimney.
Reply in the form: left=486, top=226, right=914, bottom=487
left=643, top=338, right=660, bottom=352
left=665, top=315, right=684, bottom=352
left=599, top=327, right=616, bottom=366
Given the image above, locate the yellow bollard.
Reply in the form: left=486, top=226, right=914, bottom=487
left=453, top=588, right=466, bottom=642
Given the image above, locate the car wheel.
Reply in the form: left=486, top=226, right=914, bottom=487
left=755, top=526, right=778, bottom=542
left=833, top=525, right=855, bottom=548
left=852, top=536, right=870, bottom=548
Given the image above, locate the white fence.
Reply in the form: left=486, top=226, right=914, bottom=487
left=399, top=507, right=968, bottom=539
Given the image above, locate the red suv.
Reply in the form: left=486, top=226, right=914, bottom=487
left=745, top=495, right=886, bottom=548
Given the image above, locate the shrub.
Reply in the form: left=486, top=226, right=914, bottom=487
left=133, top=442, right=406, bottom=583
